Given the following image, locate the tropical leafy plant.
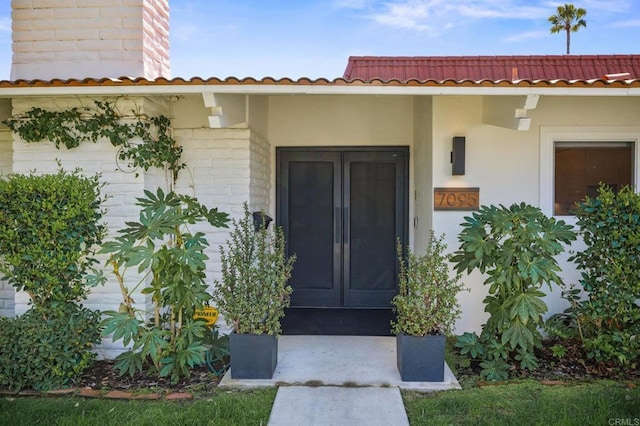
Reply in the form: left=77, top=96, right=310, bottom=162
left=203, top=327, right=230, bottom=376
left=213, top=204, right=295, bottom=336
left=455, top=331, right=512, bottom=380
left=100, top=188, right=229, bottom=382
left=568, top=184, right=640, bottom=366
left=392, top=231, right=466, bottom=336
left=452, top=203, right=576, bottom=378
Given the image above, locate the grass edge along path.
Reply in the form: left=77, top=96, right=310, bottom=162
left=404, top=380, right=640, bottom=426
left=0, top=388, right=277, bottom=426
left=1, top=381, right=639, bottom=425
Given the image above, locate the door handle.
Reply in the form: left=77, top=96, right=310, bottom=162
left=335, top=207, right=340, bottom=244
left=344, top=207, right=349, bottom=244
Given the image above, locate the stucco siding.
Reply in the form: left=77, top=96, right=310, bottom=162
left=412, top=96, right=433, bottom=254
left=268, top=95, right=413, bottom=147
left=532, top=96, right=640, bottom=126
left=266, top=94, right=415, bottom=226
left=428, top=95, right=640, bottom=333
left=534, top=97, right=640, bottom=319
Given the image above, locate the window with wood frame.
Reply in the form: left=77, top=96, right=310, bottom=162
left=554, top=142, right=634, bottom=215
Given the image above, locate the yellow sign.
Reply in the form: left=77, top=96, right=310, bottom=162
left=194, top=306, right=219, bottom=327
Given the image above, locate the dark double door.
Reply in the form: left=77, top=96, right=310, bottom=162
left=277, top=147, right=408, bottom=309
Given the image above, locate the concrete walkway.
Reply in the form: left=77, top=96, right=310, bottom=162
left=219, top=336, right=460, bottom=425
left=269, top=386, right=408, bottom=426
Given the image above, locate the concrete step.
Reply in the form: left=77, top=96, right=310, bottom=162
left=219, top=335, right=460, bottom=392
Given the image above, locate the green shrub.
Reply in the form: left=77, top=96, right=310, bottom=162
left=0, top=168, right=107, bottom=309
left=100, top=188, right=230, bottom=382
left=569, top=184, right=640, bottom=366
left=392, top=231, right=466, bottom=336
left=0, top=169, right=106, bottom=391
left=0, top=304, right=102, bottom=391
left=452, top=203, right=576, bottom=378
left=213, top=204, right=295, bottom=336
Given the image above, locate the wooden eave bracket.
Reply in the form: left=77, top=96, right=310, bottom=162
left=201, top=92, right=223, bottom=128
left=515, top=95, right=539, bottom=131
left=482, top=94, right=539, bottom=131
left=201, top=92, right=247, bottom=128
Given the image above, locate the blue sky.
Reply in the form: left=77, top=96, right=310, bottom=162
left=0, top=0, right=638, bottom=80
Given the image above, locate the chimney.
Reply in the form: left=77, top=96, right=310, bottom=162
left=10, top=0, right=170, bottom=81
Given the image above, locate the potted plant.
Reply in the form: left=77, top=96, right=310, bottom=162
left=212, top=203, right=295, bottom=379
left=392, top=231, right=466, bottom=382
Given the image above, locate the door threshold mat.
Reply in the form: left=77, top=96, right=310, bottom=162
left=281, top=308, right=395, bottom=336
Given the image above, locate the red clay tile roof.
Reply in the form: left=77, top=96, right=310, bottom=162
left=343, top=55, right=640, bottom=81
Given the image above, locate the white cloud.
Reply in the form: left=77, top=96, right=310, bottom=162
left=332, top=0, right=371, bottom=8
left=580, top=0, right=632, bottom=13
left=372, top=1, right=432, bottom=31
left=458, top=4, right=548, bottom=19
left=544, top=0, right=632, bottom=14
left=611, top=19, right=640, bottom=28
left=368, top=0, right=551, bottom=33
left=173, top=24, right=202, bottom=42
left=0, top=17, right=10, bottom=33
left=504, top=30, right=548, bottom=42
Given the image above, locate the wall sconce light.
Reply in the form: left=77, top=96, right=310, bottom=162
left=252, top=211, right=273, bottom=231
left=451, top=136, right=465, bottom=175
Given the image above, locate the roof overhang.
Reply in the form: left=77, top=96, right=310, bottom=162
left=0, top=77, right=639, bottom=97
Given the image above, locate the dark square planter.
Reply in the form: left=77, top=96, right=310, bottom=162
left=229, top=332, right=278, bottom=379
left=396, top=333, right=446, bottom=382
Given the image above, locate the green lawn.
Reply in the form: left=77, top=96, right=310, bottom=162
left=0, top=388, right=277, bottom=426
left=1, top=381, right=638, bottom=425
left=404, top=381, right=640, bottom=426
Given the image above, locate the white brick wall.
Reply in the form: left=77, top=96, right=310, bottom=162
left=11, top=98, right=149, bottom=320
left=9, top=96, right=173, bottom=357
left=142, top=0, right=170, bottom=77
left=0, top=129, right=12, bottom=175
left=0, top=130, right=14, bottom=316
left=5, top=95, right=269, bottom=356
left=0, top=282, right=15, bottom=318
left=172, top=126, right=270, bottom=336
left=173, top=127, right=253, bottom=282
left=249, top=131, right=272, bottom=212
left=10, top=0, right=170, bottom=80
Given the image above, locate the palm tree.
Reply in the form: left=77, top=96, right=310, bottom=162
left=548, top=3, right=587, bottom=54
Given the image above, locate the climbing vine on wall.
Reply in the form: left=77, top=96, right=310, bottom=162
left=3, top=101, right=185, bottom=183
